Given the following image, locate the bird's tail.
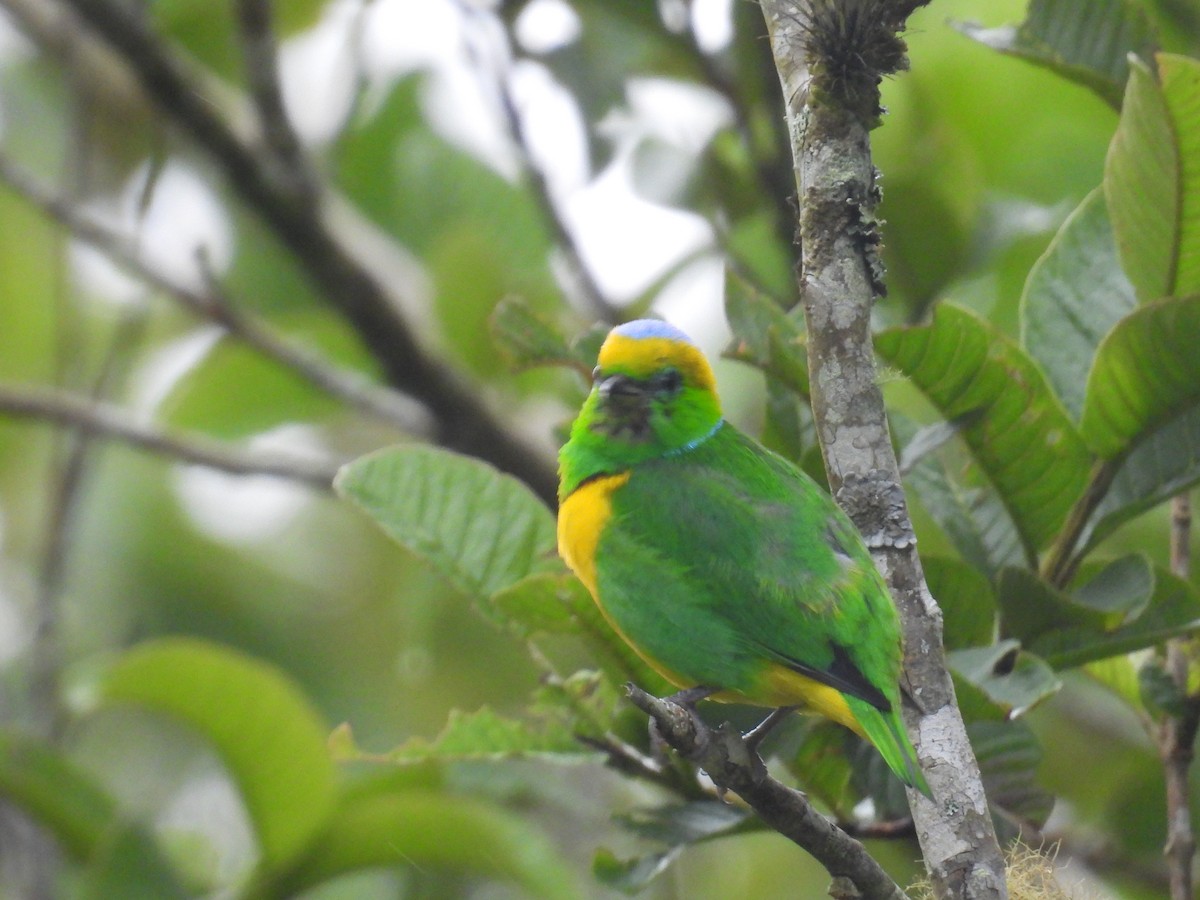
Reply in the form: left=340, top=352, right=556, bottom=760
left=848, top=697, right=932, bottom=799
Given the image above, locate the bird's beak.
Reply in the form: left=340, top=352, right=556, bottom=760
left=596, top=373, right=645, bottom=400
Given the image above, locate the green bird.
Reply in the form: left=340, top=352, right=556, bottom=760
left=557, top=319, right=930, bottom=797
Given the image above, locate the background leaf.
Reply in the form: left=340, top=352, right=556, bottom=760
left=336, top=445, right=559, bottom=601
left=1105, top=54, right=1200, bottom=301
left=954, top=0, right=1157, bottom=108
left=876, top=303, right=1090, bottom=555
left=1020, top=189, right=1136, bottom=420
left=99, top=639, right=337, bottom=873
left=1080, top=294, right=1200, bottom=458
left=0, top=732, right=186, bottom=898
left=273, top=788, right=580, bottom=900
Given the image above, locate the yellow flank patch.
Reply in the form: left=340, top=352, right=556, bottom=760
left=599, top=334, right=716, bottom=393
left=557, top=472, right=631, bottom=597
left=743, top=664, right=864, bottom=737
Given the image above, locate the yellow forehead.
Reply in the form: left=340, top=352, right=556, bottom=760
left=597, top=334, right=716, bottom=393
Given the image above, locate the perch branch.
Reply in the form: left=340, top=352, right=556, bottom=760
left=758, top=1, right=1007, bottom=897
left=627, top=685, right=906, bottom=900
left=0, top=383, right=343, bottom=489
left=56, top=0, right=559, bottom=504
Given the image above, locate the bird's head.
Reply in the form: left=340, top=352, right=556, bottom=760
left=567, top=320, right=723, bottom=468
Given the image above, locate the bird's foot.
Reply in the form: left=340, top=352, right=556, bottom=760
left=742, top=706, right=797, bottom=752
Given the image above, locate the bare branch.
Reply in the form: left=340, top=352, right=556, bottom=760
left=233, top=0, right=315, bottom=203
left=461, top=3, right=619, bottom=324
left=0, top=383, right=343, bottom=489
left=54, top=0, right=559, bottom=504
left=758, top=1, right=1006, bottom=897
left=0, top=151, right=430, bottom=435
left=1162, top=492, right=1199, bottom=900
left=627, top=685, right=906, bottom=900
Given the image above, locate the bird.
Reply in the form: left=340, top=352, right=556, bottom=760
left=556, top=318, right=930, bottom=797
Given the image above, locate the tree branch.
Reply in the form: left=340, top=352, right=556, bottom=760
left=233, top=0, right=315, bottom=204
left=626, top=685, right=906, bottom=900
left=0, top=151, right=434, bottom=437
left=0, top=383, right=343, bottom=489
left=1161, top=492, right=1199, bottom=900
left=758, top=1, right=1007, bottom=897
left=54, top=0, right=559, bottom=504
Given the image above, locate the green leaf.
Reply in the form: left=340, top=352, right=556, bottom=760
left=998, top=560, right=1200, bottom=668
left=489, top=296, right=591, bottom=377
left=948, top=641, right=1062, bottom=717
left=150, top=0, right=324, bottom=81
left=1020, top=189, right=1136, bottom=420
left=786, top=721, right=854, bottom=814
left=876, top=303, right=1091, bottom=555
left=336, top=445, right=559, bottom=601
left=1105, top=55, right=1200, bottom=301
left=955, top=0, right=1157, bottom=108
left=373, top=707, right=592, bottom=765
left=99, top=638, right=337, bottom=873
left=162, top=316, right=371, bottom=437
left=969, top=720, right=1054, bottom=834
left=273, top=788, right=579, bottom=900
left=1079, top=295, right=1200, bottom=458
left=1082, top=407, right=1200, bottom=548
left=900, top=431, right=1025, bottom=576
left=723, top=273, right=809, bottom=398
left=923, top=556, right=997, bottom=650
left=0, top=732, right=187, bottom=898
left=597, top=802, right=752, bottom=894
left=487, top=571, right=669, bottom=694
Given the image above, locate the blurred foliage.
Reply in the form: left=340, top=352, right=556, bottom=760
left=0, top=0, right=1198, bottom=897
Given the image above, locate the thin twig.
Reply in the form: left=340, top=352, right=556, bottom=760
left=233, top=0, right=315, bottom=203
left=0, top=151, right=430, bottom=435
left=0, top=383, right=343, bottom=489
left=627, top=685, right=906, bottom=900
left=1161, top=493, right=1199, bottom=900
left=462, top=2, right=619, bottom=324
left=56, top=0, right=559, bottom=504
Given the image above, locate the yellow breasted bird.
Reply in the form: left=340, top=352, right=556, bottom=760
left=557, top=319, right=930, bottom=796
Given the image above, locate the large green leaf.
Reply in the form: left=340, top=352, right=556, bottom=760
left=1081, top=406, right=1200, bottom=549
left=876, top=303, right=1090, bottom=555
left=948, top=641, right=1062, bottom=717
left=968, top=720, right=1054, bottom=836
left=998, top=558, right=1200, bottom=668
left=898, top=417, right=1025, bottom=576
left=723, top=273, right=809, bottom=398
left=955, top=0, right=1157, bottom=108
left=271, top=788, right=580, bottom=900
left=335, top=445, right=560, bottom=601
left=595, top=802, right=753, bottom=894
left=1079, top=295, right=1200, bottom=458
left=1020, top=189, right=1136, bottom=420
left=922, top=556, right=997, bottom=650
left=0, top=732, right=186, bottom=898
left=1105, top=55, right=1200, bottom=301
left=99, top=639, right=337, bottom=873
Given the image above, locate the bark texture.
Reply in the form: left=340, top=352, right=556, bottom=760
left=759, top=3, right=1009, bottom=897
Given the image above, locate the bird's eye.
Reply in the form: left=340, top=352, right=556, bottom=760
left=656, top=368, right=683, bottom=394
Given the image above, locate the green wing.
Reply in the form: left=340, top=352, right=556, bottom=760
left=598, top=424, right=903, bottom=709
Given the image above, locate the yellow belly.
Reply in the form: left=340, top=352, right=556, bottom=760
left=558, top=473, right=861, bottom=735
left=557, top=472, right=630, bottom=596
